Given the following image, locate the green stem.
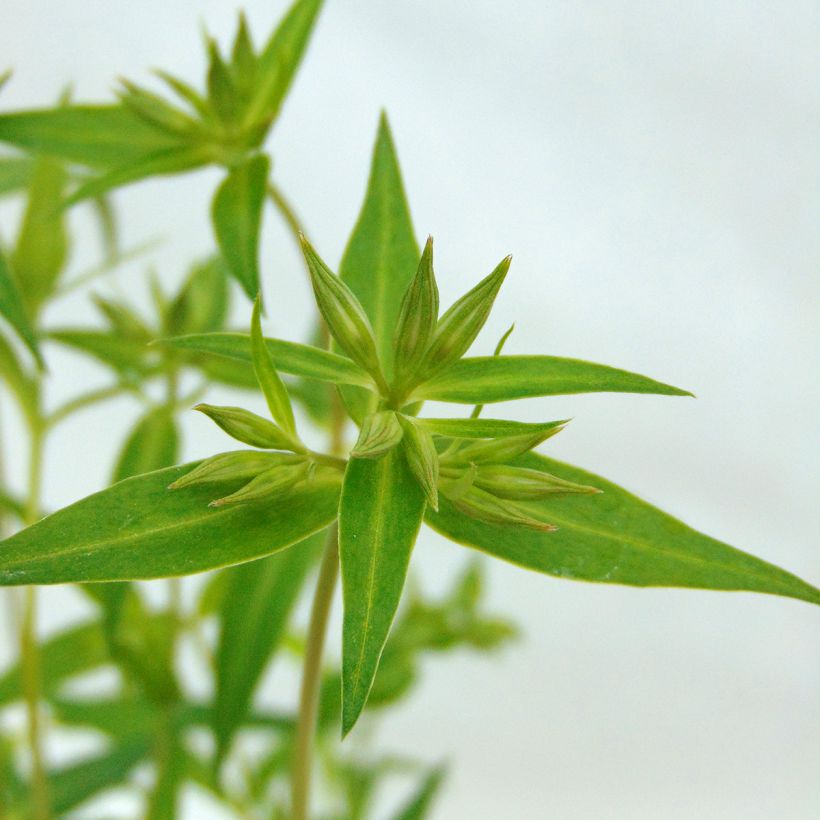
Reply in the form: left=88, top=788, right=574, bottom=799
left=290, top=524, right=339, bottom=820
left=267, top=181, right=308, bottom=245
left=21, top=422, right=50, bottom=820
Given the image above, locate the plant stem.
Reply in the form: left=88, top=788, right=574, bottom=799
left=21, top=422, right=50, bottom=819
left=267, top=181, right=308, bottom=246
left=291, top=524, right=339, bottom=820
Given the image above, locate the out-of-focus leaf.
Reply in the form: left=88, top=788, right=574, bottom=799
left=0, top=155, right=33, bottom=197
left=167, top=255, right=230, bottom=336
left=245, top=0, right=324, bottom=128
left=211, top=153, right=269, bottom=298
left=339, top=448, right=426, bottom=735
left=0, top=487, right=25, bottom=521
left=164, top=332, right=373, bottom=388
left=213, top=530, right=322, bottom=761
left=0, top=331, right=37, bottom=419
left=337, top=112, right=419, bottom=419
left=0, top=104, right=180, bottom=168
left=0, top=620, right=108, bottom=706
left=390, top=768, right=446, bottom=820
left=12, top=156, right=69, bottom=311
left=47, top=328, right=152, bottom=375
left=0, top=244, right=40, bottom=361
left=113, top=406, right=179, bottom=482
left=428, top=452, right=820, bottom=605
left=418, top=355, right=692, bottom=403
left=0, top=462, right=341, bottom=584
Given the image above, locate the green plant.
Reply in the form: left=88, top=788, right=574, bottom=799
left=0, top=2, right=816, bottom=818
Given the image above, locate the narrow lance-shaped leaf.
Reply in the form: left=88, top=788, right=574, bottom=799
left=211, top=153, right=269, bottom=299
left=418, top=417, right=566, bottom=440
left=418, top=354, right=692, bottom=404
left=0, top=243, right=41, bottom=362
left=338, top=112, right=419, bottom=418
left=340, top=447, right=426, bottom=735
left=300, top=235, right=386, bottom=388
left=251, top=296, right=296, bottom=434
left=428, top=452, right=820, bottom=606
left=213, top=530, right=323, bottom=763
left=0, top=462, right=341, bottom=584
left=390, top=768, right=446, bottom=820
left=417, top=255, right=510, bottom=382
left=163, top=331, right=373, bottom=388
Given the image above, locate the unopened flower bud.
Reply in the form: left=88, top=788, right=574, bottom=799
left=351, top=411, right=403, bottom=459
left=209, top=461, right=310, bottom=507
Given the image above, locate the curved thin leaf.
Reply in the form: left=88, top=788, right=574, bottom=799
left=427, top=453, right=820, bottom=606
left=418, top=417, right=566, bottom=439
left=0, top=245, right=40, bottom=361
left=0, top=463, right=341, bottom=585
left=418, top=355, right=692, bottom=403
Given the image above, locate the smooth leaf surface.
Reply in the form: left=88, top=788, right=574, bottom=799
left=0, top=463, right=341, bottom=584
left=418, top=355, right=692, bottom=403
left=213, top=531, right=322, bottom=761
left=339, top=448, right=426, bottom=735
left=211, top=153, right=269, bottom=298
left=0, top=244, right=40, bottom=360
left=251, top=296, right=296, bottom=433
left=164, top=331, right=373, bottom=388
left=428, top=453, right=820, bottom=605
left=419, top=417, right=566, bottom=439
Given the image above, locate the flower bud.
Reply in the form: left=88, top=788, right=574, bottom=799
left=351, top=411, right=403, bottom=459
left=394, top=236, right=438, bottom=379
left=209, top=461, right=310, bottom=507
left=398, top=415, right=440, bottom=510
left=449, top=485, right=557, bottom=532
left=419, top=254, right=511, bottom=379
left=195, top=404, right=304, bottom=452
left=439, top=463, right=477, bottom=501
left=168, top=450, right=302, bottom=490
left=473, top=465, right=600, bottom=499
left=299, top=235, right=386, bottom=390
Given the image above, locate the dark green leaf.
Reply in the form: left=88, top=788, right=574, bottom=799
left=211, top=153, right=269, bottom=298
left=428, top=453, right=820, bottom=605
left=164, top=331, right=373, bottom=388
left=113, top=406, right=179, bottom=482
left=0, top=462, right=341, bottom=584
left=213, top=531, right=322, bottom=761
left=418, top=355, right=693, bottom=403
left=0, top=244, right=40, bottom=361
left=339, top=448, right=426, bottom=735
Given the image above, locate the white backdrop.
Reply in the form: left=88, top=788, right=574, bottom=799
left=0, top=1, right=818, bottom=817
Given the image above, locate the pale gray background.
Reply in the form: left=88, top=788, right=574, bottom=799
left=0, top=1, right=818, bottom=818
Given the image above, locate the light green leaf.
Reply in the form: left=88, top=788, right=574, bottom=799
left=12, top=155, right=69, bottom=310
left=418, top=417, right=566, bottom=439
left=0, top=244, right=40, bottom=361
left=428, top=452, right=820, bottom=606
left=211, top=153, right=269, bottom=298
left=213, top=531, right=322, bottom=762
left=164, top=331, right=373, bottom=388
left=48, top=328, right=152, bottom=375
left=340, top=448, right=426, bottom=735
left=398, top=415, right=439, bottom=510
left=0, top=155, right=33, bottom=197
left=337, top=112, right=419, bottom=417
left=246, top=0, right=324, bottom=128
left=113, top=406, right=179, bottom=482
left=390, top=768, right=446, bottom=820
left=418, top=355, right=692, bottom=403
left=195, top=403, right=301, bottom=451
left=0, top=330, right=37, bottom=421
left=0, top=462, right=341, bottom=585
left=351, top=410, right=403, bottom=459
left=0, top=104, right=180, bottom=168
left=252, top=296, right=296, bottom=434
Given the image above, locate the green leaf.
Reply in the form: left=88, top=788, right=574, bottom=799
left=390, top=768, right=446, bottom=820
left=339, top=448, right=426, bottom=735
left=0, top=620, right=108, bottom=706
left=164, top=331, right=373, bottom=388
left=0, top=462, right=341, bottom=585
left=338, top=112, right=419, bottom=418
left=418, top=355, right=693, bottom=403
left=0, top=330, right=37, bottom=420
left=418, top=417, right=566, bottom=439
left=398, top=415, right=439, bottom=510
left=251, top=296, right=296, bottom=434
left=11, top=156, right=69, bottom=310
left=428, top=452, right=820, bottom=606
left=167, top=255, right=230, bottom=335
left=418, top=255, right=510, bottom=381
left=0, top=104, right=179, bottom=168
left=0, top=244, right=40, bottom=361
left=245, top=0, right=324, bottom=129
left=213, top=531, right=322, bottom=762
left=0, top=155, right=33, bottom=197
left=113, top=406, right=179, bottom=482
left=211, top=153, right=269, bottom=299
left=48, top=328, right=152, bottom=375
left=207, top=40, right=238, bottom=124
